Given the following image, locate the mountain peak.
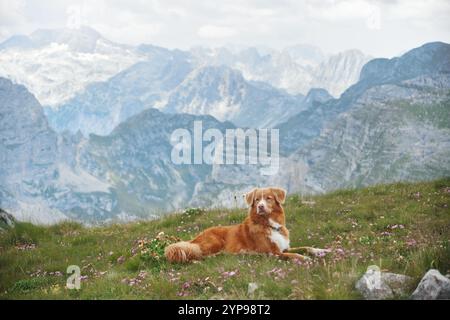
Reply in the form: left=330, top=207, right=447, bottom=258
left=0, top=26, right=106, bottom=52
left=337, top=48, right=366, bottom=56
left=186, top=65, right=246, bottom=83
left=0, top=35, right=34, bottom=50
left=283, top=44, right=325, bottom=65
left=29, top=26, right=104, bottom=52
left=304, top=88, right=333, bottom=105
left=31, top=25, right=102, bottom=38
left=399, top=41, right=450, bottom=64
left=359, top=41, right=450, bottom=83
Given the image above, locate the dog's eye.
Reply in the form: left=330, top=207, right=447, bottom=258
left=267, top=196, right=273, bottom=200
left=255, top=198, right=260, bottom=202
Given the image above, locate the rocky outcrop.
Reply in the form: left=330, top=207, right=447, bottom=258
left=355, top=266, right=413, bottom=300
left=285, top=74, right=450, bottom=194
left=312, top=49, right=371, bottom=97
left=79, top=108, right=235, bottom=217
left=0, top=77, right=110, bottom=224
left=0, top=77, right=60, bottom=221
left=0, top=208, right=15, bottom=230
left=411, top=269, right=450, bottom=300
left=355, top=267, right=450, bottom=300
left=163, top=65, right=305, bottom=128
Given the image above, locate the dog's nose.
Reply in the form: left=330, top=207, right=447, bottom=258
left=258, top=204, right=264, bottom=209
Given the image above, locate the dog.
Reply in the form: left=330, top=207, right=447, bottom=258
left=165, top=187, right=316, bottom=263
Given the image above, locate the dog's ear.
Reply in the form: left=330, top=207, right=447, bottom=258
left=245, top=188, right=257, bottom=206
left=271, top=188, right=287, bottom=204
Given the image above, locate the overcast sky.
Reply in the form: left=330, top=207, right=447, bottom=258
left=1, top=0, right=449, bottom=57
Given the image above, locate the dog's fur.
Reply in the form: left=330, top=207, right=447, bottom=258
left=165, top=187, right=310, bottom=263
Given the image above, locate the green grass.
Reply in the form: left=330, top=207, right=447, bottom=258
left=0, top=178, right=449, bottom=299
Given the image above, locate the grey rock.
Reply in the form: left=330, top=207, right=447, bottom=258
left=0, top=208, right=15, bottom=229
left=356, top=266, right=394, bottom=300
left=411, top=269, right=450, bottom=300
left=355, top=266, right=413, bottom=300
left=382, top=272, right=414, bottom=296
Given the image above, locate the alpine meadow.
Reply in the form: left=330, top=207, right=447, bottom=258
left=0, top=0, right=449, bottom=302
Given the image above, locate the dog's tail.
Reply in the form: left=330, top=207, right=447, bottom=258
left=165, top=241, right=202, bottom=263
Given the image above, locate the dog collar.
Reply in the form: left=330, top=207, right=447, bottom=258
left=270, top=225, right=282, bottom=232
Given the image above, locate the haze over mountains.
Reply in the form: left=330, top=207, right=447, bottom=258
left=0, top=27, right=449, bottom=224
left=0, top=27, right=370, bottom=135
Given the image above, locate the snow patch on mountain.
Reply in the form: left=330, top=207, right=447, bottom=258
left=57, top=164, right=111, bottom=193
left=0, top=27, right=143, bottom=107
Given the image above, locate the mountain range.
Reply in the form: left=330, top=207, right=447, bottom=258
left=0, top=27, right=448, bottom=224
left=191, top=45, right=370, bottom=97
left=1, top=27, right=370, bottom=135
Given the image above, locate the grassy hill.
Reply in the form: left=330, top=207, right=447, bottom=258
left=0, top=179, right=449, bottom=299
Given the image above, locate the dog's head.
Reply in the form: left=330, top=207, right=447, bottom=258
left=245, top=187, right=286, bottom=216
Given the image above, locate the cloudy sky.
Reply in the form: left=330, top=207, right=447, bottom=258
left=1, top=0, right=449, bottom=57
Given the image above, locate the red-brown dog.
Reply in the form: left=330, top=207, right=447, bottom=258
left=165, top=187, right=310, bottom=262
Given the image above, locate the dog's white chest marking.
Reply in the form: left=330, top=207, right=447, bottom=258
left=268, top=219, right=290, bottom=252
left=269, top=230, right=290, bottom=252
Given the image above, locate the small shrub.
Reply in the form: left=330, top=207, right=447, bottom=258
left=131, top=232, right=180, bottom=272
left=182, top=208, right=205, bottom=217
